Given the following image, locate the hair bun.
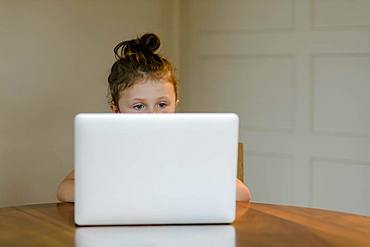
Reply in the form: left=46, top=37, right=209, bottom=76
left=139, top=33, right=160, bottom=53
left=113, top=33, right=161, bottom=60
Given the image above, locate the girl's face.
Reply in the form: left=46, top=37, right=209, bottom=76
left=111, top=80, right=177, bottom=113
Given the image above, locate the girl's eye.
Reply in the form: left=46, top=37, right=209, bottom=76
left=158, top=102, right=168, bottom=109
left=133, top=104, right=145, bottom=111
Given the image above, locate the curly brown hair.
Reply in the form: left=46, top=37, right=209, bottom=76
left=107, top=33, right=178, bottom=108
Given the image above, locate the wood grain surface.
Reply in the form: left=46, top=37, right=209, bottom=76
left=1, top=202, right=369, bottom=246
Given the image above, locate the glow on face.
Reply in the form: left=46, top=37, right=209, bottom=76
left=116, top=80, right=177, bottom=113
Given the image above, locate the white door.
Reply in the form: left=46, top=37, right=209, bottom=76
left=180, top=0, right=370, bottom=216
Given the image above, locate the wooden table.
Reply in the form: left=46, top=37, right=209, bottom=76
left=1, top=202, right=370, bottom=246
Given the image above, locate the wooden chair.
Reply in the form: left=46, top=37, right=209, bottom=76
left=237, top=143, right=244, bottom=182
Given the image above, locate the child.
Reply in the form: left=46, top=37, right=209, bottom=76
left=57, top=33, right=251, bottom=203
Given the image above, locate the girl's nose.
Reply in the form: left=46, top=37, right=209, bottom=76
left=148, top=107, right=158, bottom=113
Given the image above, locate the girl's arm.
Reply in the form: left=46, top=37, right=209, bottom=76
left=236, top=179, right=251, bottom=202
left=56, top=170, right=75, bottom=202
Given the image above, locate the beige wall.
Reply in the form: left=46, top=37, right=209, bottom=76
left=2, top=0, right=370, bottom=217
left=0, top=0, right=179, bottom=206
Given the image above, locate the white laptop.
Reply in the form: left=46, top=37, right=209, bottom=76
left=74, top=113, right=239, bottom=225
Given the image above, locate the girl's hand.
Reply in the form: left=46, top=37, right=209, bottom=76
left=236, top=179, right=251, bottom=202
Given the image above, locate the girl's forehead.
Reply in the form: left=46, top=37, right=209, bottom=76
left=120, top=80, right=175, bottom=100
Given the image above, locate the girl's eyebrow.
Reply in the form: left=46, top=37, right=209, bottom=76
left=131, top=98, right=146, bottom=101
left=157, top=96, right=170, bottom=100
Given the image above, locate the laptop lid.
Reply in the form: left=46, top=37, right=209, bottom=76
left=75, top=113, right=238, bottom=225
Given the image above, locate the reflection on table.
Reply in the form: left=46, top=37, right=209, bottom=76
left=76, top=225, right=235, bottom=247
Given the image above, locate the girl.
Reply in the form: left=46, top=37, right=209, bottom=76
left=57, top=33, right=251, bottom=203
